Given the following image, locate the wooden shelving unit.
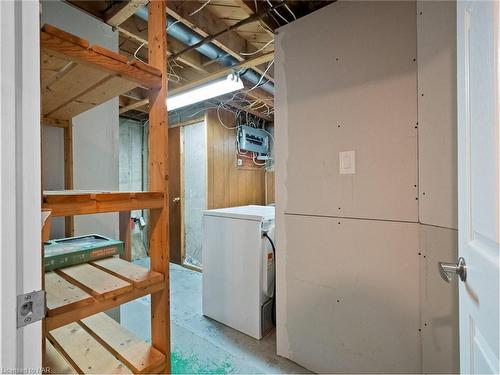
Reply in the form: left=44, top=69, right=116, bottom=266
left=43, top=190, right=164, bottom=216
left=41, top=3, right=170, bottom=373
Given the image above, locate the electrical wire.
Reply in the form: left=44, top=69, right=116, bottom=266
left=263, top=232, right=276, bottom=326
left=133, top=42, right=146, bottom=63
left=283, top=2, right=297, bottom=20
left=266, top=0, right=290, bottom=24
left=245, top=59, right=274, bottom=93
left=189, top=0, right=211, bottom=16
left=240, top=39, right=274, bottom=56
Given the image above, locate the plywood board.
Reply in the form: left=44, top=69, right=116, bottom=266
left=417, top=1, right=458, bottom=229
left=276, top=1, right=418, bottom=222
left=419, top=224, right=459, bottom=373
left=283, top=214, right=421, bottom=373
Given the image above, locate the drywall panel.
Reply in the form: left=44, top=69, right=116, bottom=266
left=42, top=126, right=65, bottom=238
left=419, top=224, right=459, bottom=373
left=41, top=0, right=119, bottom=239
left=276, top=1, right=418, bottom=222
left=417, top=1, right=458, bottom=229
left=283, top=214, right=421, bottom=373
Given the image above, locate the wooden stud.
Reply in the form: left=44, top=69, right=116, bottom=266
left=119, top=211, right=132, bottom=261
left=147, top=1, right=170, bottom=372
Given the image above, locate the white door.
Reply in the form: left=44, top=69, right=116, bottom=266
left=0, top=0, right=42, bottom=370
left=456, top=1, right=500, bottom=373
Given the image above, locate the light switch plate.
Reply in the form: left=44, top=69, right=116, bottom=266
left=339, top=150, right=356, bottom=174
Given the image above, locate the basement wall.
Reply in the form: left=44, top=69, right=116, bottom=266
left=41, top=0, right=119, bottom=240
left=275, top=1, right=458, bottom=373
left=206, top=109, right=266, bottom=209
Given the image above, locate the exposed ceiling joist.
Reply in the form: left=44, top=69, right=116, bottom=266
left=119, top=98, right=149, bottom=114
left=231, top=0, right=276, bottom=35
left=168, top=3, right=282, bottom=61
left=105, top=0, right=149, bottom=27
left=170, top=51, right=274, bottom=96
left=228, top=101, right=273, bottom=121
left=118, top=15, right=213, bottom=73
left=166, top=1, right=273, bottom=81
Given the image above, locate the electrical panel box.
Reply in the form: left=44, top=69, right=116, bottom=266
left=237, top=125, right=270, bottom=154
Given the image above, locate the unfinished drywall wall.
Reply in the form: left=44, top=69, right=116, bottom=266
left=41, top=0, right=119, bottom=239
left=285, top=215, right=421, bottom=372
left=275, top=1, right=458, bottom=373
left=279, top=1, right=418, bottom=222
left=42, top=126, right=65, bottom=238
left=417, top=1, right=458, bottom=230
left=416, top=2, right=459, bottom=372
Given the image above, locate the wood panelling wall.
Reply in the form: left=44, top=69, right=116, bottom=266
left=265, top=171, right=275, bottom=204
left=206, top=109, right=266, bottom=209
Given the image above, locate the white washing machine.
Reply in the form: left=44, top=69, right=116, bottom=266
left=202, top=205, right=275, bottom=339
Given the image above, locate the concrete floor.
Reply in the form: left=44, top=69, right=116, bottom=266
left=120, top=260, right=308, bottom=374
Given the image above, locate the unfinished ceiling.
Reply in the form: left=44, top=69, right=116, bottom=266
left=63, top=0, right=333, bottom=122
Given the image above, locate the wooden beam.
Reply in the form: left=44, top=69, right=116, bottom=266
left=170, top=51, right=274, bottom=95
left=165, top=1, right=274, bottom=82
left=232, top=0, right=277, bottom=34
left=63, top=121, right=74, bottom=237
left=147, top=1, right=170, bottom=373
left=42, top=117, right=69, bottom=128
left=228, top=102, right=273, bottom=121
left=168, top=4, right=283, bottom=61
left=105, top=0, right=149, bottom=27
left=118, top=16, right=212, bottom=73
left=119, top=98, right=149, bottom=114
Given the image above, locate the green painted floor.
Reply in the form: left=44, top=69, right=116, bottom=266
left=120, top=261, right=309, bottom=374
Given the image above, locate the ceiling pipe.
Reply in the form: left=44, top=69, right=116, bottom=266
left=134, top=6, right=274, bottom=95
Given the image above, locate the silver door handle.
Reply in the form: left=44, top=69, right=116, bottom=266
left=439, top=257, right=467, bottom=283
left=172, top=197, right=181, bottom=203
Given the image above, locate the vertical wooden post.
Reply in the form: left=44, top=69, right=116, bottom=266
left=148, top=1, right=170, bottom=372
left=63, top=120, right=74, bottom=237
left=119, top=211, right=132, bottom=261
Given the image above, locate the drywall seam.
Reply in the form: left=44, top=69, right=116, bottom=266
left=285, top=212, right=419, bottom=224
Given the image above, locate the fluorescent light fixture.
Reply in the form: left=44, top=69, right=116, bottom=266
left=167, top=74, right=244, bottom=111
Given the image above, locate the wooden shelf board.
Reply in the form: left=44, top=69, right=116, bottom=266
left=48, top=322, right=132, bottom=374
left=80, top=313, right=167, bottom=374
left=42, top=190, right=164, bottom=217
left=47, top=313, right=166, bottom=374
left=45, top=259, right=165, bottom=331
left=45, top=339, right=78, bottom=374
left=41, top=24, right=160, bottom=120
